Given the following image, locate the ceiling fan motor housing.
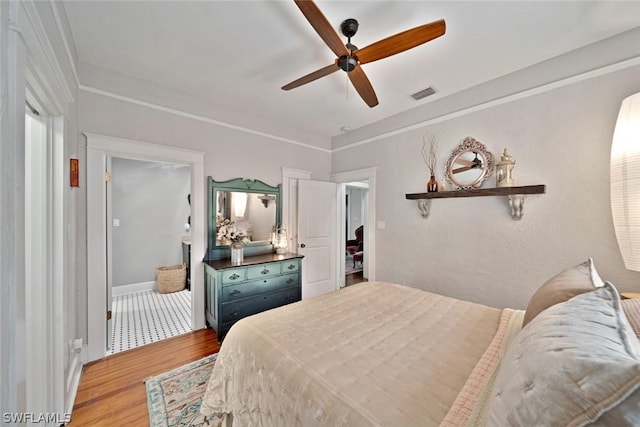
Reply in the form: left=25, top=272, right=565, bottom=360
left=338, top=55, right=358, bottom=72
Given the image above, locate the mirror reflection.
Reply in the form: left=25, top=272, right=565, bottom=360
left=445, top=137, right=494, bottom=189
left=216, top=191, right=276, bottom=244
left=450, top=151, right=486, bottom=186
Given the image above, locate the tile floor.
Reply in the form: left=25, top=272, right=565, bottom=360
left=108, top=289, right=191, bottom=355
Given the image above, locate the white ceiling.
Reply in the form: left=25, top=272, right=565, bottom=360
left=62, top=1, right=640, bottom=145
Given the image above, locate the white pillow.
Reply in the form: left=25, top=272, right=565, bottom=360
left=487, top=282, right=640, bottom=426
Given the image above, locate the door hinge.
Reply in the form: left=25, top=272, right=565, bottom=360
left=105, top=172, right=112, bottom=182
left=106, top=310, right=112, bottom=320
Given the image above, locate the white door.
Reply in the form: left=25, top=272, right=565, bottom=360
left=105, top=157, right=113, bottom=350
left=298, top=180, right=338, bottom=299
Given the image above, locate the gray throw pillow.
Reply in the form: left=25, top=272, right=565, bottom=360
left=487, top=282, right=640, bottom=426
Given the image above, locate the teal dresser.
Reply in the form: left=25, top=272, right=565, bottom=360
left=204, top=253, right=303, bottom=341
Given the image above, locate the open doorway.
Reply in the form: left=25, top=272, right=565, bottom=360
left=86, top=134, right=206, bottom=363
left=345, top=182, right=368, bottom=286
left=107, top=157, right=192, bottom=354
left=333, top=166, right=377, bottom=288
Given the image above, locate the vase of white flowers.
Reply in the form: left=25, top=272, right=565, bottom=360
left=216, top=214, right=249, bottom=265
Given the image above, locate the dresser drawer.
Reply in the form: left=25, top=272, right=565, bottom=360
left=221, top=268, right=246, bottom=285
left=221, top=286, right=301, bottom=324
left=247, top=262, right=281, bottom=280
left=222, top=274, right=299, bottom=302
left=281, top=259, right=300, bottom=274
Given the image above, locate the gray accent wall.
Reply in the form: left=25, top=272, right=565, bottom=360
left=111, top=158, right=190, bottom=287
left=332, top=64, right=640, bottom=310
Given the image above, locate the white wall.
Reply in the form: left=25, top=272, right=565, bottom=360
left=78, top=88, right=331, bottom=185
left=1, top=0, right=82, bottom=417
left=111, top=158, right=191, bottom=287
left=333, top=64, right=640, bottom=310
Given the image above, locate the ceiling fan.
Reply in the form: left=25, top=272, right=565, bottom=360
left=452, top=153, right=483, bottom=174
left=282, top=0, right=446, bottom=108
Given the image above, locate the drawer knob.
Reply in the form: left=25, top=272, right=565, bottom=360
left=286, top=278, right=294, bottom=284
left=287, top=264, right=295, bottom=270
left=232, top=309, right=241, bottom=316
left=261, top=268, right=270, bottom=275
left=230, top=290, right=241, bottom=297
left=229, top=273, right=240, bottom=280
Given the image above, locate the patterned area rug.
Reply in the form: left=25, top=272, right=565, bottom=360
left=146, top=354, right=217, bottom=427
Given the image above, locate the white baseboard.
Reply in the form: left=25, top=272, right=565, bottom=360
left=112, top=281, right=156, bottom=296
left=65, top=348, right=84, bottom=422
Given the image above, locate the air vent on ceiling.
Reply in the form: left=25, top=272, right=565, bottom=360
left=411, top=86, right=436, bottom=101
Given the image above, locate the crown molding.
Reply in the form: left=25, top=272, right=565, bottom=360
left=19, top=0, right=74, bottom=113
left=49, top=0, right=80, bottom=89
left=79, top=84, right=332, bottom=154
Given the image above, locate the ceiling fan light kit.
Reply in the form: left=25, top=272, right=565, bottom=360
left=282, top=0, right=446, bottom=108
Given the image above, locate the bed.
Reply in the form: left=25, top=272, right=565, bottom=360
left=201, top=259, right=640, bottom=426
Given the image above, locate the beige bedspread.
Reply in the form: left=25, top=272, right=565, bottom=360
left=201, top=281, right=516, bottom=427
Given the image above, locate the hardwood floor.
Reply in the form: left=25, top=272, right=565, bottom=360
left=69, top=328, right=220, bottom=426
left=346, top=270, right=367, bottom=286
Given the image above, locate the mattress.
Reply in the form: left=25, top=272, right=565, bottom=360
left=200, top=281, right=521, bottom=427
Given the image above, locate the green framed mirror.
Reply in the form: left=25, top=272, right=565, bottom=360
left=207, top=177, right=281, bottom=260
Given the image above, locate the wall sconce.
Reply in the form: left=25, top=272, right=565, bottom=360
left=232, top=192, right=247, bottom=218
left=275, top=227, right=288, bottom=254
left=259, top=194, right=276, bottom=208
left=611, top=91, right=640, bottom=271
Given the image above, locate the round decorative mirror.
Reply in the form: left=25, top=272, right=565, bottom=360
left=445, top=137, right=494, bottom=189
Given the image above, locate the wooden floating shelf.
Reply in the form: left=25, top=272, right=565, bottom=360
left=405, top=185, right=546, bottom=220
left=405, top=185, right=546, bottom=200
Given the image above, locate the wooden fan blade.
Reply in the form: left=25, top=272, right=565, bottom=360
left=356, top=19, right=446, bottom=65
left=294, top=0, right=350, bottom=58
left=455, top=158, right=475, bottom=166
left=282, top=63, right=340, bottom=90
left=452, top=165, right=473, bottom=174
left=348, top=66, right=379, bottom=108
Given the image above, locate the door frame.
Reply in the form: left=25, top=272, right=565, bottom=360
left=85, top=133, right=205, bottom=362
left=281, top=167, right=312, bottom=252
left=332, top=167, right=377, bottom=283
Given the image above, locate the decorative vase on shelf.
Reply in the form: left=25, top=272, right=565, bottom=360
left=230, top=241, right=244, bottom=265
left=427, top=175, right=439, bottom=192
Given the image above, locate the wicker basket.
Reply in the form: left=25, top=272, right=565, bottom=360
left=156, top=264, right=186, bottom=294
